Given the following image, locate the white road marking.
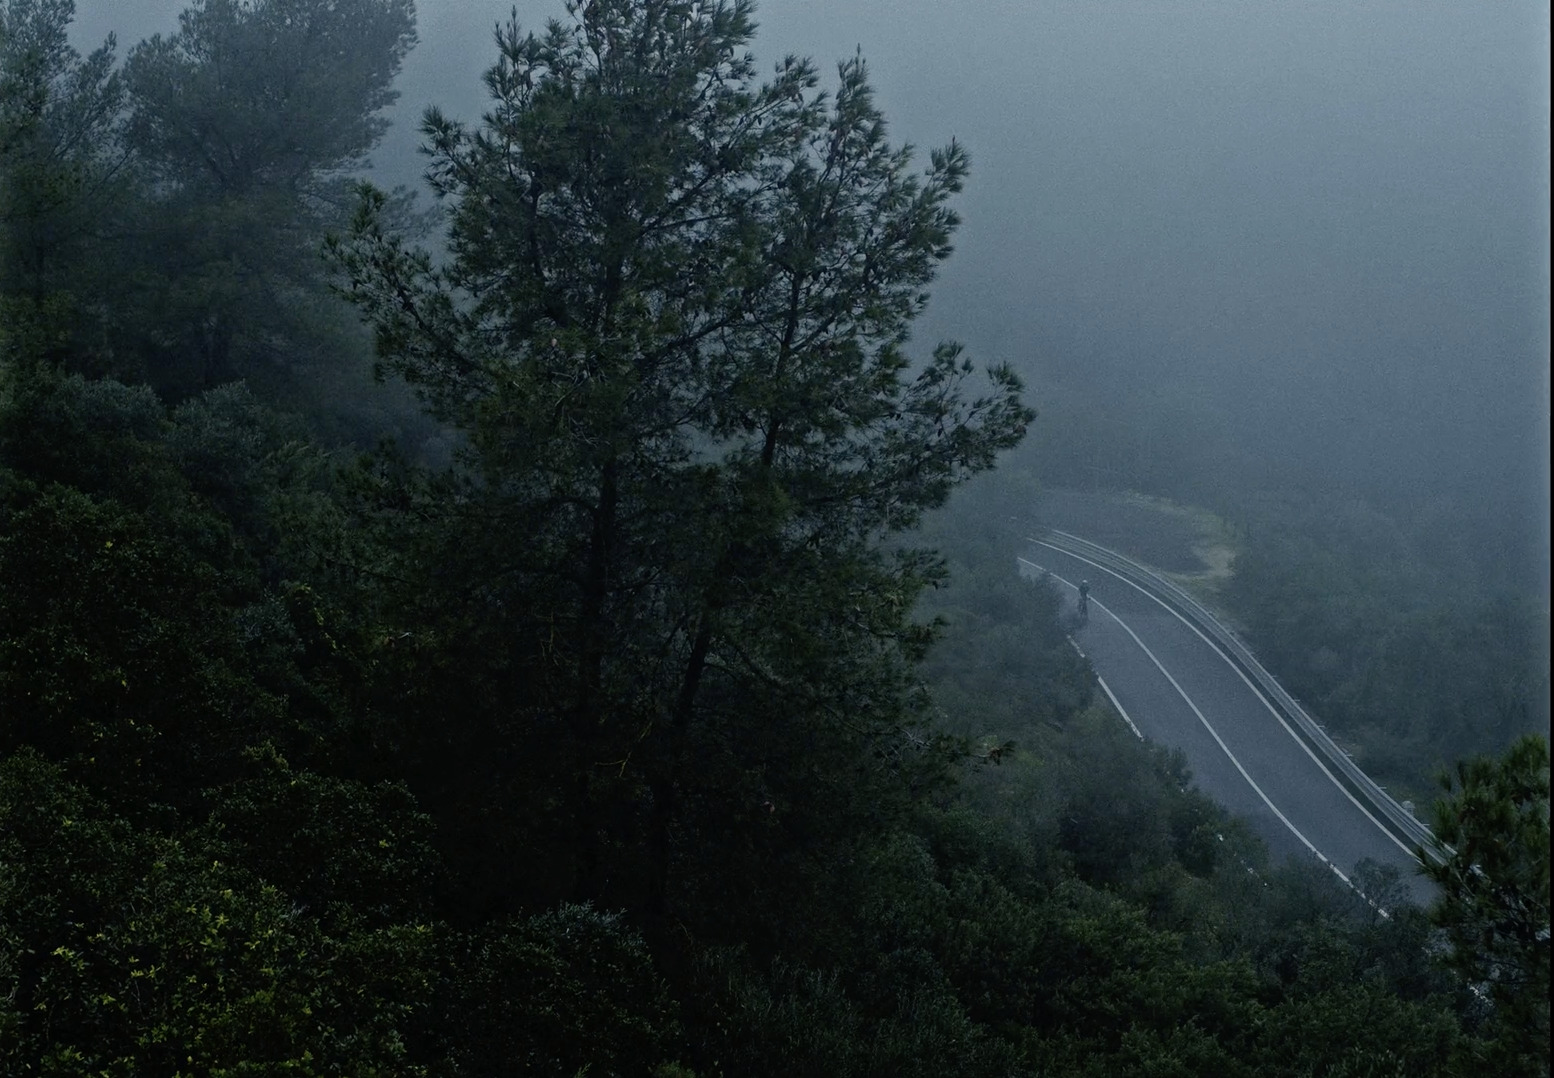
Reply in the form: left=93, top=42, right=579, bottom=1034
left=1095, top=673, right=1144, bottom=741
left=1024, top=541, right=1419, bottom=864
left=1066, top=637, right=1143, bottom=739
left=1021, top=556, right=1351, bottom=886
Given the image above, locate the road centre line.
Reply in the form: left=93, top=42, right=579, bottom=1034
left=1024, top=540, right=1418, bottom=864
left=1021, top=556, right=1350, bottom=885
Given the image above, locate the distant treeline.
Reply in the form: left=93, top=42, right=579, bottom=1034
left=1019, top=336, right=1548, bottom=803
left=1222, top=491, right=1549, bottom=803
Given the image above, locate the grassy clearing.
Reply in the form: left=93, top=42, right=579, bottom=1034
left=1111, top=491, right=1240, bottom=598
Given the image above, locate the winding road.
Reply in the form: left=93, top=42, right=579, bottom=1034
left=1021, top=531, right=1439, bottom=907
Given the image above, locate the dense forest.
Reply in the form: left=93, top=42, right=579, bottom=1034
left=1, top=1, right=1547, bottom=1074
left=1218, top=491, right=1548, bottom=802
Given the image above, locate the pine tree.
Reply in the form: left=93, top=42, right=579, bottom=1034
left=0, top=0, right=125, bottom=360
left=1422, top=733, right=1550, bottom=1075
left=118, top=0, right=417, bottom=395
left=331, top=0, right=1032, bottom=939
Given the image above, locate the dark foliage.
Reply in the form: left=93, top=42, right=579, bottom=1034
left=1, top=1, right=1543, bottom=1074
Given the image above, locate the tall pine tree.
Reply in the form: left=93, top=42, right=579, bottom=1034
left=331, top=0, right=1031, bottom=941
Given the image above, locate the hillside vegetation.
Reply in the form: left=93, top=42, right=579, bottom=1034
left=1, top=1, right=1546, bottom=1073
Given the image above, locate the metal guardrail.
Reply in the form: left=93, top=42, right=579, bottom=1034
left=1036, top=528, right=1444, bottom=865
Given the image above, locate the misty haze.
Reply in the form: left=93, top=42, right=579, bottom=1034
left=3, top=0, right=1548, bottom=1072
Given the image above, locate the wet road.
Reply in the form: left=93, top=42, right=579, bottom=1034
left=1021, top=537, right=1435, bottom=906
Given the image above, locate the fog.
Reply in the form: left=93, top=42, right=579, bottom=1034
left=74, top=0, right=1550, bottom=584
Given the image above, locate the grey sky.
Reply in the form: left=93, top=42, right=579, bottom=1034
left=73, top=0, right=1550, bottom=572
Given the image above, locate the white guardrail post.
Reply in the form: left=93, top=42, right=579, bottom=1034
left=1040, top=529, right=1444, bottom=864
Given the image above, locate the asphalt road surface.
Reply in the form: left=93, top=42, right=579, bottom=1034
left=1020, top=539, right=1436, bottom=907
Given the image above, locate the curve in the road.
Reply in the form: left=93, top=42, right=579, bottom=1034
left=1043, top=531, right=1441, bottom=858
left=1032, top=560, right=1361, bottom=886
left=1027, top=543, right=1418, bottom=867
left=1020, top=531, right=1441, bottom=908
